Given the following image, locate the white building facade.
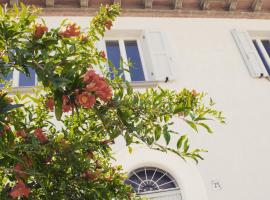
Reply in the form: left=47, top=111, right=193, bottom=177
left=42, top=16, right=270, bottom=200
left=3, top=2, right=270, bottom=199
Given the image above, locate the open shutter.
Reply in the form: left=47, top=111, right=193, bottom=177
left=231, top=29, right=268, bottom=78
left=140, top=31, right=173, bottom=82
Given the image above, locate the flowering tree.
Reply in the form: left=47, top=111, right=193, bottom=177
left=0, top=3, right=224, bottom=200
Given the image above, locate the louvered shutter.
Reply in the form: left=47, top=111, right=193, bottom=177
left=231, top=29, right=268, bottom=78
left=140, top=31, right=173, bottom=82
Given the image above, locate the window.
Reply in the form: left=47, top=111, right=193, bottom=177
left=125, top=167, right=179, bottom=195
left=0, top=72, right=13, bottom=87
left=232, top=29, right=270, bottom=78
left=252, top=39, right=270, bottom=75
left=0, top=69, right=37, bottom=88
left=19, top=68, right=36, bottom=86
left=105, top=39, right=146, bottom=82
left=98, top=30, right=174, bottom=83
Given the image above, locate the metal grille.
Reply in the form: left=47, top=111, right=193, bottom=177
left=125, top=167, right=178, bottom=194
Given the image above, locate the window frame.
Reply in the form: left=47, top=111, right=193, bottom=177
left=252, top=37, right=270, bottom=74
left=102, top=36, right=149, bottom=82
left=1, top=69, right=37, bottom=88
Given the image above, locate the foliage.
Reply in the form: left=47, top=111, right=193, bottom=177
left=0, top=3, right=224, bottom=200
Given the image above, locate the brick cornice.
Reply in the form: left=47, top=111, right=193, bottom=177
left=40, top=8, right=270, bottom=19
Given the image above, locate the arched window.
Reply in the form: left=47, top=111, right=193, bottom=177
left=125, top=167, right=179, bottom=194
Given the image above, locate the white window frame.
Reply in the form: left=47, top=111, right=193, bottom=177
left=102, top=36, right=149, bottom=82
left=252, top=37, right=270, bottom=69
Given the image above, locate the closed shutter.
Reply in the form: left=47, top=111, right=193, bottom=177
left=231, top=29, right=268, bottom=78
left=140, top=31, right=173, bottom=82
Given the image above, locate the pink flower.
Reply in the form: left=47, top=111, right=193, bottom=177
left=9, top=180, right=30, bottom=199
left=34, top=128, right=48, bottom=143
left=77, top=92, right=96, bottom=108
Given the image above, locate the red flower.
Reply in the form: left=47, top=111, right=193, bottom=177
left=13, top=163, right=28, bottom=178
left=62, top=95, right=72, bottom=112
left=105, top=20, right=113, bottom=30
left=96, top=87, right=112, bottom=102
left=101, top=140, right=114, bottom=145
left=77, top=92, right=96, bottom=108
left=82, top=69, right=112, bottom=102
left=46, top=97, right=54, bottom=111
left=99, top=50, right=106, bottom=59
left=82, top=170, right=97, bottom=180
left=191, top=89, right=198, bottom=97
left=34, top=23, right=48, bottom=39
left=34, top=128, right=48, bottom=143
left=9, top=180, right=30, bottom=199
left=82, top=70, right=97, bottom=83
left=59, top=22, right=80, bottom=38
left=16, top=130, right=27, bottom=138
left=87, top=150, right=94, bottom=159
left=4, top=125, right=10, bottom=131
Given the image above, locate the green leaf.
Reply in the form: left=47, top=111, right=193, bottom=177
left=154, top=126, right=161, bottom=141
left=1, top=104, right=23, bottom=113
left=128, top=146, right=132, bottom=154
left=55, top=96, right=63, bottom=121
left=163, top=129, right=171, bottom=145
left=185, top=120, right=198, bottom=132
left=199, top=123, right=213, bottom=133
left=183, top=138, right=189, bottom=153
left=177, top=135, right=186, bottom=149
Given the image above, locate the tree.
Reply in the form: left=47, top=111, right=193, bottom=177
left=0, top=3, right=224, bottom=200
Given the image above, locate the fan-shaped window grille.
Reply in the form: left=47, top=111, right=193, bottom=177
left=125, top=167, right=178, bottom=194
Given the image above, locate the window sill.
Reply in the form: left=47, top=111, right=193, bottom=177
left=3, top=81, right=166, bottom=94
left=127, top=81, right=160, bottom=88
left=3, top=86, right=37, bottom=94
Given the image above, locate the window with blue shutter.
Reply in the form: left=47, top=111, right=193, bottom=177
left=252, top=40, right=270, bottom=75
left=124, top=40, right=145, bottom=81
left=105, top=40, right=124, bottom=80
left=101, top=31, right=173, bottom=83
left=105, top=39, right=145, bottom=82
left=250, top=38, right=270, bottom=76
left=0, top=72, right=13, bottom=87
left=19, top=68, right=36, bottom=86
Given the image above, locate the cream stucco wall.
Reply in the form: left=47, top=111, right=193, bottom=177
left=43, top=16, right=270, bottom=200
